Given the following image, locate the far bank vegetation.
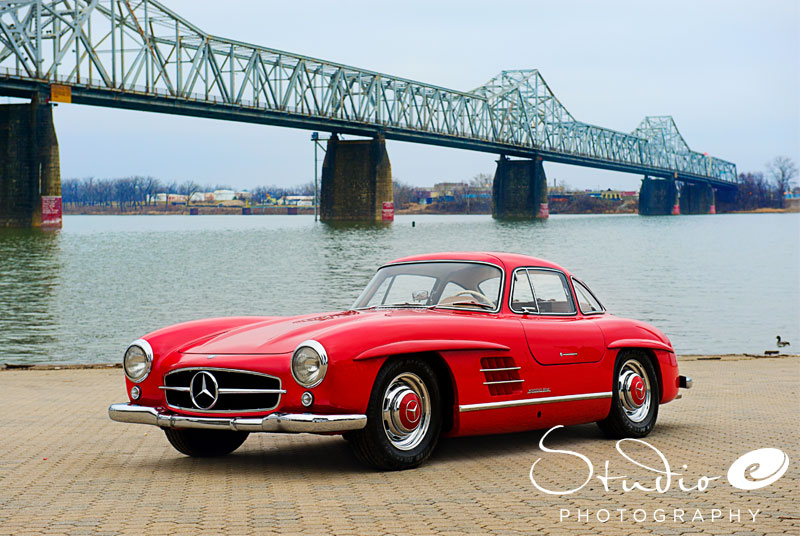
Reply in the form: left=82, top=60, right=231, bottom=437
left=63, top=156, right=797, bottom=215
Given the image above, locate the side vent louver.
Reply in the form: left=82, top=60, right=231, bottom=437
left=480, top=357, right=523, bottom=396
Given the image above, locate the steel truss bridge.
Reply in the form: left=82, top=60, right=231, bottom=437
left=0, top=0, right=736, bottom=187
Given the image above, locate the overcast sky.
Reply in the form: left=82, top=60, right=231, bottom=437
left=11, top=0, right=798, bottom=190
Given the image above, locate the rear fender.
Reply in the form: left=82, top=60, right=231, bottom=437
left=607, top=338, right=673, bottom=352
left=611, top=347, right=679, bottom=404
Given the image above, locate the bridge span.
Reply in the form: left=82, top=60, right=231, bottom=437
left=0, top=0, right=737, bottom=225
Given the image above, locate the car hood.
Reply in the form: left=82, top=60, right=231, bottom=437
left=181, top=309, right=370, bottom=355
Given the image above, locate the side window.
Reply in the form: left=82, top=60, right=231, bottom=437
left=573, top=279, right=604, bottom=314
left=529, top=270, right=576, bottom=314
left=510, top=270, right=536, bottom=312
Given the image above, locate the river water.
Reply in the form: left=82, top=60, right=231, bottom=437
left=0, top=213, right=798, bottom=364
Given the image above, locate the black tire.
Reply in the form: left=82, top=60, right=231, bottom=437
left=349, top=357, right=442, bottom=470
left=163, top=428, right=249, bottom=457
left=597, top=350, right=659, bottom=438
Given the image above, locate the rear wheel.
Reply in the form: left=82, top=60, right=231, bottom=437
left=349, top=358, right=441, bottom=470
left=597, top=350, right=659, bottom=438
left=163, top=428, right=249, bottom=457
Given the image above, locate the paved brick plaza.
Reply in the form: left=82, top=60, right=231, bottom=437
left=0, top=356, right=797, bottom=535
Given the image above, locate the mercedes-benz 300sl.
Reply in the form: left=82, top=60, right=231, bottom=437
left=109, top=252, right=692, bottom=470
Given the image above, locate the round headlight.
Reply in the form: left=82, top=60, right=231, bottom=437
left=124, top=339, right=153, bottom=383
left=291, top=340, right=328, bottom=388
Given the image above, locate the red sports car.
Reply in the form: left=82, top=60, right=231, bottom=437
left=109, top=252, right=692, bottom=470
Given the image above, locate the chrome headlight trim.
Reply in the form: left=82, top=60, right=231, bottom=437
left=291, top=340, right=328, bottom=388
left=123, top=338, right=153, bottom=383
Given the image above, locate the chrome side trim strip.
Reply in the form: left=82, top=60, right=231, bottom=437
left=108, top=403, right=367, bottom=433
left=459, top=391, right=612, bottom=413
left=479, top=366, right=521, bottom=372
left=482, top=379, right=525, bottom=385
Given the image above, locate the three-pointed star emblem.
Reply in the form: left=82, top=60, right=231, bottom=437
left=190, top=371, right=219, bottom=410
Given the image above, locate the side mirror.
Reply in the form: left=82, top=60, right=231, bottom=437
left=412, top=290, right=429, bottom=303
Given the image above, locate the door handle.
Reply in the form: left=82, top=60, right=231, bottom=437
left=560, top=352, right=578, bottom=357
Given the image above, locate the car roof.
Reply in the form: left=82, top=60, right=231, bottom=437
left=386, top=251, right=571, bottom=274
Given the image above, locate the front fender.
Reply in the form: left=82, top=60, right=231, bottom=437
left=353, top=339, right=511, bottom=361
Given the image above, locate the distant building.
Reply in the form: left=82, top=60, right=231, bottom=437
left=278, top=195, right=314, bottom=206
left=600, top=191, right=621, bottom=200
left=433, top=182, right=466, bottom=196
left=424, top=183, right=490, bottom=204
left=213, top=189, right=236, bottom=201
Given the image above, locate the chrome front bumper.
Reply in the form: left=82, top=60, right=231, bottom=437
left=108, top=403, right=367, bottom=433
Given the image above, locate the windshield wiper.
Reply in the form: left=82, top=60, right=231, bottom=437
left=352, top=303, right=434, bottom=311
left=443, top=301, right=495, bottom=309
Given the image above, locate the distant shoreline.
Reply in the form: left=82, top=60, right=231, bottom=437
left=62, top=206, right=799, bottom=216
left=63, top=205, right=315, bottom=216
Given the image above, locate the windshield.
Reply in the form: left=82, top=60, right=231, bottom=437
left=352, top=262, right=503, bottom=311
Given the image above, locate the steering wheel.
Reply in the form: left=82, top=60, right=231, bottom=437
left=451, top=289, right=493, bottom=306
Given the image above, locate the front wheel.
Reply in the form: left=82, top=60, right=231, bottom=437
left=163, top=428, right=249, bottom=457
left=349, top=358, right=442, bottom=470
left=597, top=350, right=659, bottom=438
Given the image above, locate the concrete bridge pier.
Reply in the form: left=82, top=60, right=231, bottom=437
left=638, top=176, right=678, bottom=215
left=491, top=156, right=549, bottom=219
left=319, top=134, right=393, bottom=223
left=679, top=182, right=716, bottom=215
left=0, top=97, right=62, bottom=228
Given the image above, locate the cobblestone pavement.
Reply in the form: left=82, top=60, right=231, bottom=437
left=0, top=356, right=797, bottom=535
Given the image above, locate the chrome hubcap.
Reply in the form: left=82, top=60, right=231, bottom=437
left=618, top=359, right=651, bottom=423
left=382, top=372, right=430, bottom=451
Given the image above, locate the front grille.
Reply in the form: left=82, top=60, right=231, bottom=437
left=480, top=357, right=523, bottom=396
left=161, top=368, right=284, bottom=413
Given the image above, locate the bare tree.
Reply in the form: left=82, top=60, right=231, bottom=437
left=163, top=181, right=178, bottom=209
left=470, top=173, right=493, bottom=188
left=736, top=172, right=781, bottom=210
left=393, top=179, right=425, bottom=208
left=179, top=180, right=200, bottom=206
left=766, top=156, right=798, bottom=207
left=139, top=176, right=161, bottom=207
